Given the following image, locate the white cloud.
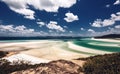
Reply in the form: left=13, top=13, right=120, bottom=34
left=63, top=26, right=68, bottom=29
left=85, top=26, right=120, bottom=37
left=0, top=25, right=34, bottom=33
left=37, top=22, right=46, bottom=27
left=80, top=28, right=84, bottom=31
left=15, top=25, right=26, bottom=31
left=2, top=0, right=35, bottom=20
left=36, top=21, right=66, bottom=32
left=69, top=31, right=73, bottom=33
left=64, top=12, right=79, bottom=22
left=102, top=19, right=115, bottom=26
left=91, top=19, right=102, bottom=27
left=46, top=21, right=65, bottom=32
left=106, top=4, right=110, bottom=7
left=115, top=25, right=120, bottom=28
left=91, top=12, right=120, bottom=27
left=114, top=0, right=120, bottom=5
left=1, top=0, right=77, bottom=19
left=111, top=13, right=120, bottom=21
left=0, top=25, right=49, bottom=37
left=0, top=25, right=15, bottom=32
left=88, top=29, right=95, bottom=33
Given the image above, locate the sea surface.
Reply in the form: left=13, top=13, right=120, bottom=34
left=0, top=37, right=120, bottom=52
left=74, top=39, right=120, bottom=52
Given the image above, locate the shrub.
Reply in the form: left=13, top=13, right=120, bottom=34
left=0, top=51, right=8, bottom=58
left=83, top=53, right=120, bottom=74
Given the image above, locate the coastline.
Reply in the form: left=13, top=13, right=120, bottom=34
left=0, top=38, right=119, bottom=64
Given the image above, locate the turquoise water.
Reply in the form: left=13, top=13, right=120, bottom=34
left=1, top=39, right=120, bottom=52
left=74, top=39, right=120, bottom=52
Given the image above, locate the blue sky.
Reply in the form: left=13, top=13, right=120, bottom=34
left=0, top=0, right=120, bottom=37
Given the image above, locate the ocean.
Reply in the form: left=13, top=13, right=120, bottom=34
left=74, top=39, right=120, bottom=52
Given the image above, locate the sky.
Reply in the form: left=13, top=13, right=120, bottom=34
left=0, top=0, right=120, bottom=37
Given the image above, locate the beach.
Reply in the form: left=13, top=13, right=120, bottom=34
left=0, top=38, right=119, bottom=64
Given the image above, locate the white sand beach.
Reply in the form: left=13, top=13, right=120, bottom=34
left=92, top=38, right=120, bottom=42
left=68, top=42, right=112, bottom=54
left=1, top=39, right=119, bottom=64
left=4, top=54, right=50, bottom=64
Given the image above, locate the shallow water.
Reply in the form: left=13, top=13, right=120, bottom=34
left=74, top=39, right=120, bottom=52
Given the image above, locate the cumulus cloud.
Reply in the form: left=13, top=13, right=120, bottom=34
left=91, top=12, right=120, bottom=27
left=63, top=26, right=68, bottom=28
left=64, top=12, right=79, bottom=22
left=80, top=28, right=84, bottom=31
left=69, top=31, right=73, bottom=33
left=102, top=19, right=115, bottom=26
left=85, top=26, right=120, bottom=37
left=37, top=22, right=46, bottom=27
left=114, top=0, right=120, bottom=5
left=88, top=29, right=95, bottom=33
left=0, top=25, right=34, bottom=33
left=36, top=21, right=66, bottom=32
left=91, top=19, right=102, bottom=27
left=0, top=24, right=49, bottom=37
left=46, top=21, right=65, bottom=32
left=1, top=0, right=35, bottom=20
left=115, top=25, right=120, bottom=28
left=1, top=0, right=77, bottom=19
left=106, top=4, right=110, bottom=8
left=0, top=25, right=15, bottom=32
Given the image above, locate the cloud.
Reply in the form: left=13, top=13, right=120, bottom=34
left=80, top=28, right=84, bottom=31
left=102, top=19, right=115, bottom=26
left=91, top=19, right=102, bottom=27
left=64, top=12, right=79, bottom=22
left=88, top=29, right=95, bottom=33
left=106, top=4, right=110, bottom=8
left=111, top=13, right=120, bottom=21
left=0, top=25, right=15, bottom=32
left=63, top=26, right=68, bottom=28
left=2, top=0, right=35, bottom=20
left=1, top=0, right=77, bottom=19
left=36, top=21, right=66, bottom=32
left=0, top=24, right=49, bottom=37
left=69, top=31, right=73, bottom=33
left=0, top=25, right=34, bottom=33
left=114, top=0, right=120, bottom=5
left=46, top=21, right=65, bottom=32
left=91, top=12, right=120, bottom=27
left=115, top=25, right=120, bottom=28
left=85, top=26, right=120, bottom=37
left=37, top=22, right=46, bottom=27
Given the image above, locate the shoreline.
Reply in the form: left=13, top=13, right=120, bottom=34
left=0, top=38, right=119, bottom=64
left=93, top=38, right=120, bottom=42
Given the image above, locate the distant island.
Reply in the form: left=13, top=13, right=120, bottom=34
left=95, top=34, right=120, bottom=38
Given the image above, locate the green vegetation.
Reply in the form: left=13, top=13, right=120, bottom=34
left=0, top=59, right=82, bottom=74
left=0, top=52, right=120, bottom=74
left=82, top=53, right=120, bottom=74
left=0, top=59, right=34, bottom=74
left=0, top=51, right=8, bottom=58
